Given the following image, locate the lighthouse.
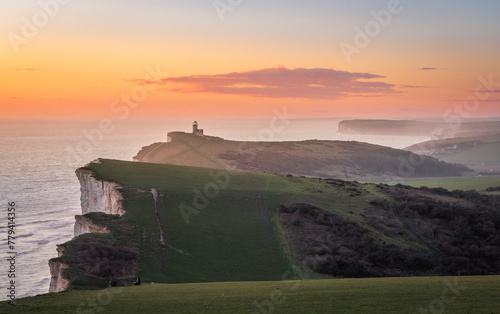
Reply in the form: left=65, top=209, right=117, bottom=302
left=192, top=121, right=204, bottom=136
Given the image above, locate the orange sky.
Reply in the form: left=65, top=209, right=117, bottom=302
left=2, top=1, right=499, bottom=119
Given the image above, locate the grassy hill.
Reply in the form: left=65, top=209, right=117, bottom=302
left=374, top=177, right=500, bottom=193
left=405, top=133, right=500, bottom=174
left=51, top=159, right=500, bottom=292
left=3, top=276, right=499, bottom=313
left=9, top=159, right=500, bottom=312
left=133, top=132, right=472, bottom=180
left=67, top=160, right=296, bottom=287
left=58, top=159, right=406, bottom=289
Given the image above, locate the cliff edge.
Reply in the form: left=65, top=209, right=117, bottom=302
left=76, top=167, right=125, bottom=216
left=49, top=162, right=135, bottom=293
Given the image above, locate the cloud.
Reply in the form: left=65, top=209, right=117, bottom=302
left=447, top=98, right=500, bottom=102
left=466, top=89, right=500, bottom=94
left=475, top=99, right=500, bottom=102
left=400, top=108, right=437, bottom=114
left=135, top=67, right=397, bottom=100
left=396, top=84, right=428, bottom=88
left=419, top=67, right=437, bottom=71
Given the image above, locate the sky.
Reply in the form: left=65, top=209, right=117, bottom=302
left=1, top=0, right=500, bottom=119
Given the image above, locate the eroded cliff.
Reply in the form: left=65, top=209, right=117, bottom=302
left=49, top=164, right=128, bottom=293
left=48, top=260, right=70, bottom=293
left=74, top=215, right=110, bottom=237
left=76, top=167, right=125, bottom=216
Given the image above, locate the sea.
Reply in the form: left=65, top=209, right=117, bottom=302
left=0, top=118, right=429, bottom=301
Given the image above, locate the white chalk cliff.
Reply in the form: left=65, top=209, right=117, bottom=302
left=49, top=164, right=125, bottom=293
left=76, top=167, right=125, bottom=216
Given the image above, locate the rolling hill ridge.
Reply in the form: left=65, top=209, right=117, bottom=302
left=133, top=132, right=472, bottom=180
left=51, top=159, right=500, bottom=292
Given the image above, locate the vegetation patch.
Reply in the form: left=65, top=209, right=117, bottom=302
left=385, top=184, right=500, bottom=275
left=279, top=203, right=438, bottom=278
left=51, top=212, right=140, bottom=289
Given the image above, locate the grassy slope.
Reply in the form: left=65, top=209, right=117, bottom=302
left=68, top=159, right=450, bottom=288
left=441, top=142, right=500, bottom=165
left=69, top=159, right=500, bottom=287
left=134, top=132, right=471, bottom=180
left=374, top=177, right=500, bottom=192
left=4, top=276, right=499, bottom=313
left=86, top=159, right=295, bottom=284
left=84, top=160, right=407, bottom=284
left=282, top=177, right=428, bottom=251
left=8, top=160, right=500, bottom=311
left=404, top=133, right=500, bottom=173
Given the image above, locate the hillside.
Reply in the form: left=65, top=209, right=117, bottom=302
left=404, top=133, right=500, bottom=174
left=280, top=182, right=500, bottom=278
left=54, top=160, right=295, bottom=290
left=338, top=119, right=500, bottom=138
left=51, top=159, right=500, bottom=292
left=133, top=132, right=472, bottom=180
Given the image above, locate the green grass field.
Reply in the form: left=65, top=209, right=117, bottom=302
left=377, top=176, right=500, bottom=192
left=79, top=159, right=422, bottom=287
left=26, top=159, right=500, bottom=312
left=68, top=159, right=500, bottom=289
left=3, top=276, right=498, bottom=313
left=83, top=159, right=296, bottom=285
left=442, top=142, right=500, bottom=165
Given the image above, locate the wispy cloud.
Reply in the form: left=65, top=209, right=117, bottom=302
left=466, top=89, right=500, bottom=94
left=400, top=108, right=437, bottom=114
left=419, top=67, right=437, bottom=71
left=134, top=67, right=398, bottom=100
left=396, top=84, right=428, bottom=88
left=447, top=99, right=500, bottom=102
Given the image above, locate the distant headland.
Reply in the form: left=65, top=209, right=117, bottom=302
left=338, top=119, right=500, bottom=138
left=133, top=121, right=472, bottom=180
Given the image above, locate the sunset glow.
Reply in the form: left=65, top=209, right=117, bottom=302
left=2, top=0, right=500, bottom=119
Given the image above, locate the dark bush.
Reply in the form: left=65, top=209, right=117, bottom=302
left=291, top=217, right=304, bottom=227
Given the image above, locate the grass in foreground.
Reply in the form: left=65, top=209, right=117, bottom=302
left=3, top=276, right=498, bottom=313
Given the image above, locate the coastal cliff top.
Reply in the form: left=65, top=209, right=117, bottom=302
left=134, top=133, right=472, bottom=180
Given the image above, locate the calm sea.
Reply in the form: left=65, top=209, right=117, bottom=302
left=0, top=118, right=429, bottom=300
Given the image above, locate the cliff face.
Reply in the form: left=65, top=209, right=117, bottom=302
left=48, top=260, right=70, bottom=293
left=74, top=215, right=110, bottom=237
left=337, top=120, right=358, bottom=134
left=56, top=245, right=65, bottom=257
left=76, top=168, right=125, bottom=216
left=49, top=165, right=126, bottom=293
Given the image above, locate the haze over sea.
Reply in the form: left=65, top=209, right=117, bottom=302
left=0, top=118, right=429, bottom=300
